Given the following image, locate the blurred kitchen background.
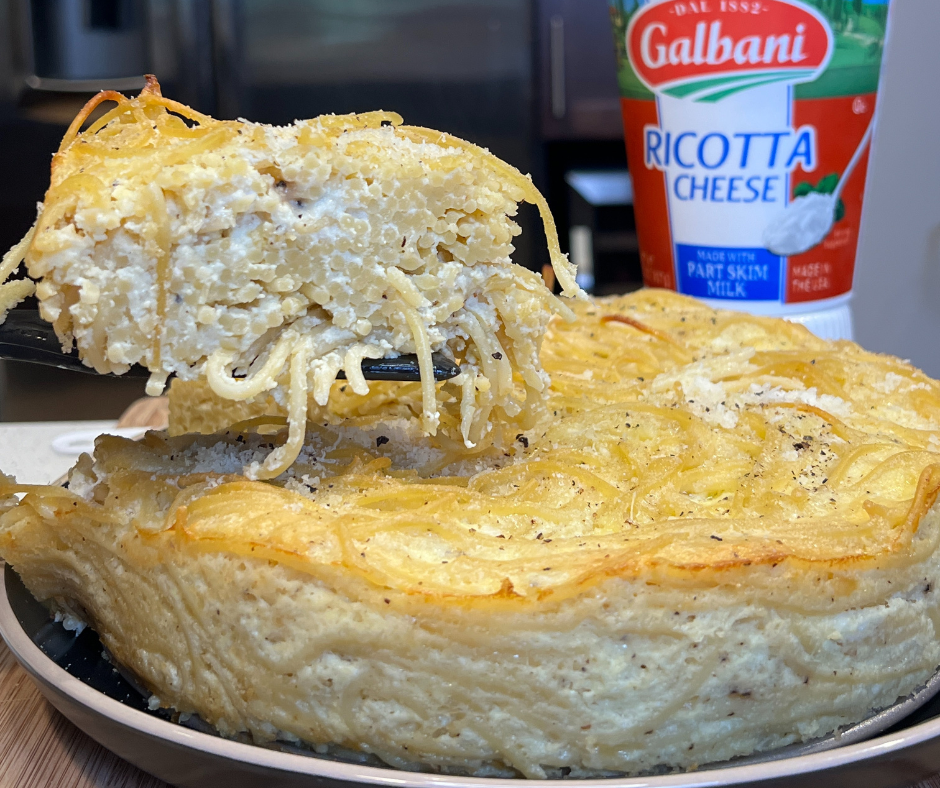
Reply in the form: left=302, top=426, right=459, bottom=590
left=0, top=0, right=936, bottom=421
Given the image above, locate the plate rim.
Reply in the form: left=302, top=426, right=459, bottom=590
left=2, top=561, right=940, bottom=788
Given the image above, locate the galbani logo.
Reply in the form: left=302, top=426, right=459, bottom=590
left=626, top=0, right=834, bottom=102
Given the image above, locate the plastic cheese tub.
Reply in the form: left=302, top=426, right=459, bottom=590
left=608, top=0, right=890, bottom=339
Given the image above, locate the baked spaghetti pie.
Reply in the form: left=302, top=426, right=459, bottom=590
left=3, top=290, right=940, bottom=777
left=0, top=77, right=578, bottom=478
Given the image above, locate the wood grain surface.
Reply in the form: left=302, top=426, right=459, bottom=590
left=0, top=641, right=169, bottom=788
left=114, top=398, right=169, bottom=432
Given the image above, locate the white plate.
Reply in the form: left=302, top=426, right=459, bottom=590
left=3, top=562, right=940, bottom=788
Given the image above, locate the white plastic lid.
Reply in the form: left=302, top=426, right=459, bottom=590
left=697, top=294, right=854, bottom=342
left=783, top=303, right=854, bottom=341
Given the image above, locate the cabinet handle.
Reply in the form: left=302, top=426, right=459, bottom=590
left=550, top=15, right=566, bottom=119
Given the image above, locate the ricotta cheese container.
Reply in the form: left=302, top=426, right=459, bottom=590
left=608, top=0, right=890, bottom=338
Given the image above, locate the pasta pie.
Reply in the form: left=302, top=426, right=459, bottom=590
left=3, top=290, right=940, bottom=777
left=0, top=76, right=578, bottom=478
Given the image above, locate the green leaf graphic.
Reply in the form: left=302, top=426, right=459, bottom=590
left=815, top=173, right=839, bottom=194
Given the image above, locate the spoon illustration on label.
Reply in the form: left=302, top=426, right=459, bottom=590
left=763, top=118, right=874, bottom=257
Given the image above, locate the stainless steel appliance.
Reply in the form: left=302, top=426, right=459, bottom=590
left=21, top=0, right=149, bottom=92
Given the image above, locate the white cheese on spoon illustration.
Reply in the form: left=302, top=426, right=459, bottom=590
left=763, top=119, right=874, bottom=256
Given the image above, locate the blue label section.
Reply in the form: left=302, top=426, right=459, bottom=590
left=676, top=245, right=782, bottom=301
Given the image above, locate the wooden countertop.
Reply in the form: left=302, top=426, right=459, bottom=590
left=0, top=642, right=167, bottom=788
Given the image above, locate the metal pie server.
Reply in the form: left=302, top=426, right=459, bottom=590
left=0, top=310, right=461, bottom=382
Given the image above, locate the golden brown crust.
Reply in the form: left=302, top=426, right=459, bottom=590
left=7, top=290, right=940, bottom=614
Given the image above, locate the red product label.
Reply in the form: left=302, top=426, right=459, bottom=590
left=618, top=91, right=875, bottom=303
left=621, top=98, right=676, bottom=290
left=785, top=93, right=875, bottom=302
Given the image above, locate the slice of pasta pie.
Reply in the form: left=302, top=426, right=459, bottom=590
left=0, top=76, right=579, bottom=478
